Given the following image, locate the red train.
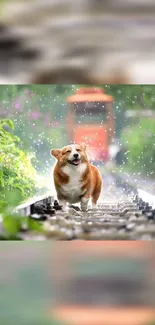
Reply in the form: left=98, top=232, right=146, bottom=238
left=66, top=87, right=115, bottom=163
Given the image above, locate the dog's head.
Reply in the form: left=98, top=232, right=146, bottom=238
left=51, top=143, right=89, bottom=167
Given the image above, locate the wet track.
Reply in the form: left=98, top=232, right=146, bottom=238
left=2, top=172, right=154, bottom=241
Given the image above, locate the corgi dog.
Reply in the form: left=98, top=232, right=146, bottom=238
left=50, top=143, right=102, bottom=211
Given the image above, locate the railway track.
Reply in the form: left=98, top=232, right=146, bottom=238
left=1, top=172, right=155, bottom=240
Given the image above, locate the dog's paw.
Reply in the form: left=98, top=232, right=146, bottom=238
left=81, top=198, right=89, bottom=212
left=81, top=208, right=88, bottom=212
left=59, top=200, right=67, bottom=212
left=91, top=203, right=97, bottom=210
left=61, top=206, right=68, bottom=212
left=81, top=205, right=88, bottom=212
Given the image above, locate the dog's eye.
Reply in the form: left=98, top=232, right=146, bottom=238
left=76, top=149, right=81, bottom=152
left=63, top=150, right=71, bottom=155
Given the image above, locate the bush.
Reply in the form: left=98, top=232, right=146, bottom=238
left=0, top=119, right=38, bottom=205
left=121, top=118, right=155, bottom=175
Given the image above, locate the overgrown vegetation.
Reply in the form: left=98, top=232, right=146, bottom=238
left=0, top=119, right=37, bottom=202
left=121, top=118, right=155, bottom=176
left=0, top=118, right=47, bottom=239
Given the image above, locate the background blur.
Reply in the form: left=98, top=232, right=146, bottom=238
left=0, top=243, right=53, bottom=325
left=1, top=242, right=155, bottom=325
left=0, top=0, right=155, bottom=83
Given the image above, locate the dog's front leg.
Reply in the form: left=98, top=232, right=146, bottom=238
left=58, top=196, right=67, bottom=212
left=80, top=193, right=90, bottom=212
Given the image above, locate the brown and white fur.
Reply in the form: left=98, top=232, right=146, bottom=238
left=50, top=143, right=102, bottom=211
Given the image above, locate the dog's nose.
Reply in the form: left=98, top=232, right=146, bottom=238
left=73, top=153, right=79, bottom=159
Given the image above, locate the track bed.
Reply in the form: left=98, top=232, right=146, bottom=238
left=1, top=173, right=154, bottom=240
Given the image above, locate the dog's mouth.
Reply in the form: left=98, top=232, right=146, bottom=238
left=67, top=158, right=81, bottom=166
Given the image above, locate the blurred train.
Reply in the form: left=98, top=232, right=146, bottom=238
left=50, top=242, right=155, bottom=325
left=66, top=87, right=115, bottom=164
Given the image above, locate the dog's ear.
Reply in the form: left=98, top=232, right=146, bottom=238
left=50, top=149, right=61, bottom=159
left=80, top=142, right=87, bottom=151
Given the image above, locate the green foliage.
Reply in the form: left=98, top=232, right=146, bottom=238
left=77, top=84, right=155, bottom=110
left=2, top=212, right=22, bottom=238
left=0, top=209, right=45, bottom=240
left=0, top=118, right=37, bottom=203
left=0, top=118, right=47, bottom=239
left=121, top=118, right=155, bottom=175
left=103, top=85, right=155, bottom=110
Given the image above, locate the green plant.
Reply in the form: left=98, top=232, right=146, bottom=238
left=121, top=118, right=155, bottom=175
left=0, top=119, right=37, bottom=202
left=0, top=118, right=47, bottom=239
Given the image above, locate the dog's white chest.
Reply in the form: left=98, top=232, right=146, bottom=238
left=61, top=163, right=86, bottom=203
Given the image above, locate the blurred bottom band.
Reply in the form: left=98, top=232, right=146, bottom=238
left=50, top=307, right=155, bottom=325
left=0, top=242, right=155, bottom=325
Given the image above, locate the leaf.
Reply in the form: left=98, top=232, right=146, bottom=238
left=2, top=189, right=23, bottom=207
left=3, top=214, right=21, bottom=236
left=0, top=200, right=7, bottom=211
left=28, top=218, right=44, bottom=233
left=0, top=119, right=14, bottom=130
